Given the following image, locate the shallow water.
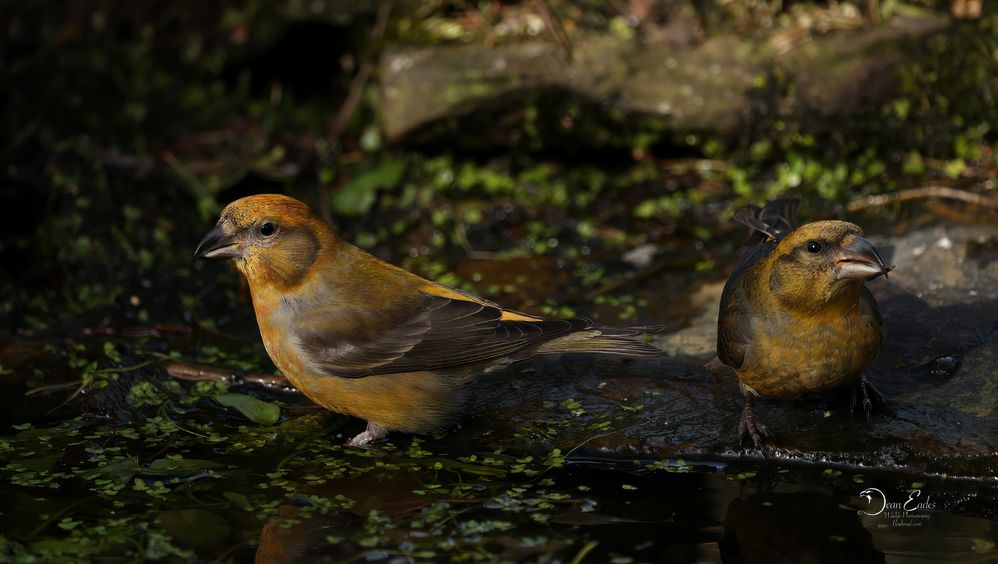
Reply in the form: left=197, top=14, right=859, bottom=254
left=2, top=408, right=994, bottom=562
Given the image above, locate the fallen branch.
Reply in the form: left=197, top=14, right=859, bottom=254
left=846, top=186, right=998, bottom=212
left=164, top=361, right=296, bottom=392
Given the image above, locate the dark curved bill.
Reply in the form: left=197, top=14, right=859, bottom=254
left=835, top=236, right=892, bottom=281
left=194, top=223, right=240, bottom=261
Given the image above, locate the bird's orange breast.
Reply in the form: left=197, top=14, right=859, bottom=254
left=736, top=297, right=882, bottom=399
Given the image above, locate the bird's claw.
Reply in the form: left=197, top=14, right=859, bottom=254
left=346, top=433, right=375, bottom=448
left=346, top=421, right=388, bottom=447
left=850, top=376, right=892, bottom=423
left=738, top=405, right=773, bottom=451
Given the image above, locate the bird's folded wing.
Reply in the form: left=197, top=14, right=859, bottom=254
left=860, top=286, right=883, bottom=328
left=717, top=274, right=755, bottom=369
left=292, top=291, right=590, bottom=378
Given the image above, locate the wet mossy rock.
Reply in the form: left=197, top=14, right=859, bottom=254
left=380, top=13, right=949, bottom=141
left=471, top=220, right=998, bottom=476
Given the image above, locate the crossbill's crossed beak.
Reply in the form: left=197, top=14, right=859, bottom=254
left=194, top=222, right=242, bottom=261
left=835, top=236, right=893, bottom=281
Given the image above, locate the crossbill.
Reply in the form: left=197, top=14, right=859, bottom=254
left=195, top=194, right=662, bottom=445
left=716, top=199, right=892, bottom=447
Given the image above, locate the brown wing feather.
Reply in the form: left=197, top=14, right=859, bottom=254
left=717, top=267, right=756, bottom=369
left=294, top=293, right=599, bottom=378
left=732, top=198, right=798, bottom=245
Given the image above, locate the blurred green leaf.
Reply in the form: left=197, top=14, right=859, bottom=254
left=213, top=393, right=280, bottom=425
left=223, top=491, right=253, bottom=511
left=29, top=539, right=99, bottom=559
left=143, top=457, right=224, bottom=477
left=332, top=158, right=408, bottom=216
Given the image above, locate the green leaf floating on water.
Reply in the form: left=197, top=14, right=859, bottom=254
left=223, top=491, right=253, bottom=511
left=141, top=457, right=225, bottom=478
left=157, top=509, right=231, bottom=550
left=213, top=393, right=280, bottom=425
left=147, top=457, right=224, bottom=472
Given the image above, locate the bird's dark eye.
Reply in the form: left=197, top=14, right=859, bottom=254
left=805, top=240, right=823, bottom=254
left=260, top=222, right=277, bottom=237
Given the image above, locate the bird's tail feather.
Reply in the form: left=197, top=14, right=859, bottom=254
left=535, top=326, right=664, bottom=357
left=733, top=198, right=799, bottom=243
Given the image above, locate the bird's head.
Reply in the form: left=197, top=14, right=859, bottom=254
left=194, top=194, right=333, bottom=290
left=768, top=220, right=892, bottom=313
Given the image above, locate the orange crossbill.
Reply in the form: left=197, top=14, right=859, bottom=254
left=195, top=194, right=662, bottom=445
left=717, top=199, right=892, bottom=447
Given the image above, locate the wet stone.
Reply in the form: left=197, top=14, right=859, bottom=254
left=465, top=219, right=998, bottom=480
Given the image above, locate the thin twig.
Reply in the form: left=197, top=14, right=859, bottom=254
left=44, top=384, right=86, bottom=414
left=163, top=150, right=219, bottom=221
left=99, top=358, right=166, bottom=374
left=164, top=360, right=296, bottom=392
left=24, top=381, right=82, bottom=396
left=533, top=0, right=573, bottom=61
left=163, top=150, right=210, bottom=200
left=80, top=324, right=192, bottom=338
left=319, top=2, right=393, bottom=224
left=561, top=418, right=652, bottom=463
left=846, top=186, right=998, bottom=213
left=571, top=540, right=600, bottom=564
left=328, top=3, right=391, bottom=141
left=27, top=496, right=98, bottom=539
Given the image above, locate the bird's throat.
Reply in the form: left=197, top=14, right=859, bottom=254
left=767, top=260, right=863, bottom=315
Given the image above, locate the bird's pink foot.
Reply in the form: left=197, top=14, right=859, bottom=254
left=347, top=421, right=388, bottom=447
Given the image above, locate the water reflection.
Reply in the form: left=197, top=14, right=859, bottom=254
left=720, top=491, right=883, bottom=563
